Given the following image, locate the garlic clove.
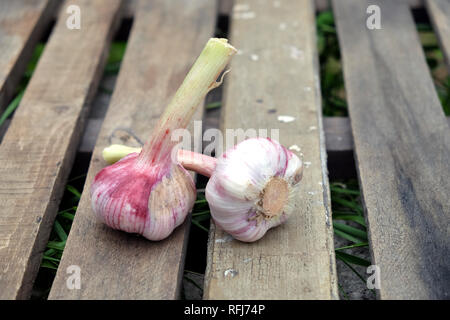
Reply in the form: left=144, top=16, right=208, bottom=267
left=102, top=144, right=141, bottom=164
left=145, top=163, right=196, bottom=240
left=205, top=138, right=303, bottom=242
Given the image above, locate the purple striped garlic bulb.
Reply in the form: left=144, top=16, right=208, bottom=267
left=205, top=138, right=303, bottom=242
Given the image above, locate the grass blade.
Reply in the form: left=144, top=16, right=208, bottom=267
left=43, top=255, right=61, bottom=263
left=66, top=185, right=81, bottom=199
left=53, top=220, right=67, bottom=241
left=335, top=242, right=369, bottom=251
left=338, top=283, right=350, bottom=300
left=334, top=228, right=364, bottom=244
left=330, top=185, right=360, bottom=195
left=335, top=251, right=371, bottom=267
left=333, top=222, right=367, bottom=241
left=332, top=197, right=363, bottom=214
left=47, top=240, right=66, bottom=251
left=58, top=212, right=75, bottom=221
left=191, top=219, right=209, bottom=232
left=0, top=90, right=25, bottom=127
left=192, top=210, right=211, bottom=217
left=206, top=101, right=221, bottom=109
left=333, top=214, right=366, bottom=227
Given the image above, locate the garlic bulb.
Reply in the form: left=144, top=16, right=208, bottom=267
left=91, top=152, right=196, bottom=240
left=90, top=38, right=236, bottom=241
left=205, top=138, right=303, bottom=242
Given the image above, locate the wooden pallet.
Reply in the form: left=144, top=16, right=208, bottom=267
left=0, top=0, right=449, bottom=300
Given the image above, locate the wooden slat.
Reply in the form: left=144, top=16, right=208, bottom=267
left=323, top=117, right=353, bottom=152
left=333, top=0, right=450, bottom=299
left=121, top=0, right=232, bottom=18
left=0, top=0, right=122, bottom=299
left=49, top=0, right=216, bottom=299
left=316, top=0, right=424, bottom=11
left=426, top=0, right=450, bottom=69
left=219, top=0, right=234, bottom=15
left=203, top=0, right=338, bottom=299
left=0, top=0, right=58, bottom=112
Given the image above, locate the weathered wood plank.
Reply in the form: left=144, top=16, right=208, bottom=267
left=0, top=0, right=122, bottom=300
left=426, top=0, right=450, bottom=69
left=323, top=117, right=353, bottom=152
left=203, top=0, right=338, bottom=299
left=219, top=0, right=234, bottom=15
left=121, top=0, right=232, bottom=18
left=316, top=0, right=423, bottom=11
left=49, top=0, right=216, bottom=299
left=0, top=0, right=58, bottom=112
left=333, top=0, right=450, bottom=299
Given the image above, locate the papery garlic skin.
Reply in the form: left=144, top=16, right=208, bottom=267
left=205, top=138, right=303, bottom=242
left=91, top=153, right=196, bottom=241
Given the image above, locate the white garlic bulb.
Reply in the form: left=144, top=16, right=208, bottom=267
left=205, top=138, right=303, bottom=242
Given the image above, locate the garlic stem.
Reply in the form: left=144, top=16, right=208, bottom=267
left=103, top=144, right=217, bottom=177
left=178, top=149, right=217, bottom=178
left=137, top=38, right=236, bottom=168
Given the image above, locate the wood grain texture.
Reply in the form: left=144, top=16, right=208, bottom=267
left=316, top=0, right=423, bottom=11
left=0, top=0, right=58, bottom=112
left=323, top=117, right=353, bottom=152
left=426, top=0, right=450, bottom=69
left=0, top=0, right=122, bottom=299
left=121, top=0, right=232, bottom=18
left=218, top=0, right=234, bottom=15
left=333, top=0, right=450, bottom=299
left=203, top=0, right=338, bottom=300
left=48, top=0, right=216, bottom=299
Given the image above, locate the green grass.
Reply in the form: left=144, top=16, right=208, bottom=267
left=329, top=180, right=376, bottom=298
left=317, top=11, right=348, bottom=117
left=40, top=186, right=79, bottom=270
